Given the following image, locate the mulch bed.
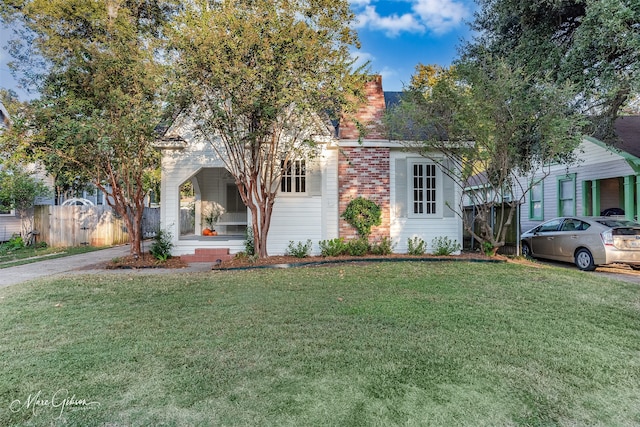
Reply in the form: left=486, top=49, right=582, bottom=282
left=106, top=254, right=189, bottom=269
left=104, top=251, right=508, bottom=270
left=213, top=251, right=502, bottom=270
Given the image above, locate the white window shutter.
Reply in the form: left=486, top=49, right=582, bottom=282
left=307, top=159, right=322, bottom=196
left=442, top=160, right=456, bottom=218
left=395, top=158, right=407, bottom=217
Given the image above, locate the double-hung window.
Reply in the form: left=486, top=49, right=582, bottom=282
left=558, top=174, right=576, bottom=216
left=410, top=161, right=438, bottom=216
left=529, top=180, right=543, bottom=220
left=281, top=159, right=306, bottom=194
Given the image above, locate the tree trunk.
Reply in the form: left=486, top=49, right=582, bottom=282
left=237, top=178, right=276, bottom=259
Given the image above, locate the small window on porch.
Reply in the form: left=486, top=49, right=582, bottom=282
left=281, top=160, right=306, bottom=193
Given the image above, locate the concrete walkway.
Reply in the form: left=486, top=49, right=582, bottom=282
left=0, top=245, right=212, bottom=288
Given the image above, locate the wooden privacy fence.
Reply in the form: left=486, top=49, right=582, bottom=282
left=33, top=205, right=161, bottom=247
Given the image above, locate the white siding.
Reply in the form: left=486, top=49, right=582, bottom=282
left=266, top=148, right=337, bottom=255
left=517, top=138, right=637, bottom=232
left=390, top=150, right=463, bottom=253
left=0, top=214, right=21, bottom=242
left=267, top=196, right=324, bottom=255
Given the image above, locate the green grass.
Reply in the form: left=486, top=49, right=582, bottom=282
left=0, top=245, right=103, bottom=268
left=0, top=262, right=639, bottom=426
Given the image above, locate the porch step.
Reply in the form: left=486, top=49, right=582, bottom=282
left=180, top=248, right=234, bottom=263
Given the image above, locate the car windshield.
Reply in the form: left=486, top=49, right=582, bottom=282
left=595, top=219, right=640, bottom=228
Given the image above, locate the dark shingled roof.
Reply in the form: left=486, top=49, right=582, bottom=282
left=612, top=115, right=640, bottom=158
left=384, top=91, right=404, bottom=109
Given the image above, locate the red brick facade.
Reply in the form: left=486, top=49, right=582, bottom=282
left=338, top=147, right=391, bottom=240
left=337, top=75, right=392, bottom=240
left=339, top=75, right=387, bottom=140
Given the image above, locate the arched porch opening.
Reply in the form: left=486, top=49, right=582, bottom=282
left=178, top=167, right=247, bottom=240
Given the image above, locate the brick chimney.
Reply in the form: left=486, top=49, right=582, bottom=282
left=339, top=75, right=386, bottom=140
left=337, top=75, right=391, bottom=241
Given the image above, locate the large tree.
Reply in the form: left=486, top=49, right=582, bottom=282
left=388, top=59, right=586, bottom=255
left=171, top=0, right=364, bottom=258
left=0, top=0, right=181, bottom=256
left=465, top=0, right=640, bottom=139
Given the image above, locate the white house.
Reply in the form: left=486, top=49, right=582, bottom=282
left=156, top=76, right=463, bottom=260
left=518, top=115, right=640, bottom=233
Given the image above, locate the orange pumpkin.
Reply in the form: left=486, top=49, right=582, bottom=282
left=202, top=228, right=212, bottom=236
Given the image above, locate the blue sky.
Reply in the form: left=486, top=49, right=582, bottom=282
left=0, top=0, right=476, bottom=100
left=350, top=0, right=476, bottom=91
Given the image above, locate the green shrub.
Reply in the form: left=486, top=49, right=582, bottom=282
left=431, top=236, right=461, bottom=256
left=370, top=237, right=394, bottom=255
left=341, top=197, right=382, bottom=238
left=235, top=252, right=258, bottom=264
left=346, top=238, right=369, bottom=256
left=150, top=229, right=173, bottom=261
left=7, top=235, right=24, bottom=250
left=482, top=241, right=495, bottom=257
left=244, top=227, right=255, bottom=256
left=407, top=236, right=426, bottom=255
left=319, top=238, right=348, bottom=257
left=285, top=239, right=313, bottom=258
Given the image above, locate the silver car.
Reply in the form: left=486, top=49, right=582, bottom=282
left=520, top=216, right=640, bottom=271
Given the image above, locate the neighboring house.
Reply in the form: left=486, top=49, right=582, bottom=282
left=0, top=102, right=55, bottom=241
left=518, top=115, right=640, bottom=233
left=156, top=76, right=463, bottom=257
left=0, top=101, right=20, bottom=241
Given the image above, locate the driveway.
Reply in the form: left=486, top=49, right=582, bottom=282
left=534, top=258, right=640, bottom=285
left=0, top=245, right=211, bottom=288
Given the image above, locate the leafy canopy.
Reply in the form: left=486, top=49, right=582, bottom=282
left=465, top=0, right=640, bottom=139
left=1, top=0, right=182, bottom=255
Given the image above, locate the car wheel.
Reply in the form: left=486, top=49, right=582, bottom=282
left=521, top=242, right=532, bottom=258
left=575, top=248, right=596, bottom=271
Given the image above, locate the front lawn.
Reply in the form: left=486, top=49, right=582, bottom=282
left=1, top=262, right=639, bottom=426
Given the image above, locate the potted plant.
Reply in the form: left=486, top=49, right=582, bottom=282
left=202, top=203, right=224, bottom=236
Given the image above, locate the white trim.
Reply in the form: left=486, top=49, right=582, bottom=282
left=407, top=158, right=443, bottom=219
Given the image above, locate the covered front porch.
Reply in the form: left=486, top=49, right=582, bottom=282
left=582, top=175, right=640, bottom=220
left=174, top=167, right=249, bottom=256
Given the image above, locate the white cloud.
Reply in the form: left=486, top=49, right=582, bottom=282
left=412, top=0, right=469, bottom=34
left=354, top=5, right=424, bottom=37
left=352, top=0, right=470, bottom=36
left=350, top=50, right=375, bottom=71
